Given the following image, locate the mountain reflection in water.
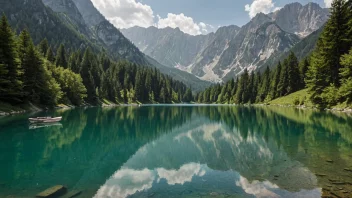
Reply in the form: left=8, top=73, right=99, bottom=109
left=1, top=105, right=352, bottom=197
left=94, top=113, right=321, bottom=198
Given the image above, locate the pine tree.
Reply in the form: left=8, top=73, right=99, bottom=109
left=257, top=67, right=271, bottom=102
left=80, top=48, right=98, bottom=104
left=38, top=38, right=49, bottom=56
left=236, top=69, right=249, bottom=104
left=247, top=71, right=255, bottom=103
left=319, top=0, right=349, bottom=86
left=183, top=88, right=193, bottom=102
left=251, top=73, right=260, bottom=103
left=18, top=29, right=31, bottom=64
left=0, top=15, right=23, bottom=102
left=22, top=36, right=61, bottom=105
left=286, top=52, right=300, bottom=94
left=145, top=71, right=152, bottom=101
left=68, top=51, right=80, bottom=73
left=0, top=63, right=9, bottom=94
left=346, top=0, right=352, bottom=48
left=278, top=59, right=289, bottom=97
left=46, top=47, right=55, bottom=62
left=306, top=39, right=331, bottom=106
left=299, top=58, right=309, bottom=88
left=134, top=69, right=145, bottom=102
left=55, top=43, right=68, bottom=68
left=270, top=62, right=282, bottom=99
left=339, top=49, right=352, bottom=103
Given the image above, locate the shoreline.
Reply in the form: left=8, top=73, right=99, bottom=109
left=254, top=103, right=352, bottom=115
left=0, top=102, right=143, bottom=117
left=1, top=102, right=352, bottom=117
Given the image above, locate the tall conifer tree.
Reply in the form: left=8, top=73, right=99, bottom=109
left=55, top=44, right=68, bottom=68
left=0, top=15, right=23, bottom=102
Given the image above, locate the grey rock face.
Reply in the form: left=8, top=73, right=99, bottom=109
left=121, top=2, right=328, bottom=82
left=71, top=0, right=105, bottom=27
left=69, top=0, right=147, bottom=64
left=270, top=2, right=329, bottom=37
left=42, top=0, right=89, bottom=35
left=121, top=26, right=217, bottom=69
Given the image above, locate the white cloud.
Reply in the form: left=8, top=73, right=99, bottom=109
left=236, top=176, right=280, bottom=198
left=273, top=7, right=282, bottom=12
left=90, top=0, right=155, bottom=29
left=324, top=0, right=333, bottom=8
left=91, top=0, right=216, bottom=35
left=157, top=13, right=212, bottom=35
left=94, top=163, right=207, bottom=198
left=157, top=163, right=206, bottom=185
left=245, top=0, right=279, bottom=18
left=94, top=168, right=155, bottom=198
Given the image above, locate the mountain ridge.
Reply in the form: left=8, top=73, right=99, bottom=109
left=121, top=2, right=329, bottom=82
left=38, top=0, right=211, bottom=91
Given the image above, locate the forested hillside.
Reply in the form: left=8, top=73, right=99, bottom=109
left=0, top=15, right=191, bottom=108
left=197, top=0, right=352, bottom=109
left=196, top=52, right=306, bottom=104
left=0, top=0, right=209, bottom=92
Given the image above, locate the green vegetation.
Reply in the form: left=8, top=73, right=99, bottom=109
left=197, top=51, right=304, bottom=105
left=269, top=89, right=312, bottom=106
left=0, top=14, right=190, bottom=110
left=197, top=0, right=352, bottom=109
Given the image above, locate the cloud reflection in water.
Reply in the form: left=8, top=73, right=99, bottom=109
left=94, top=118, right=322, bottom=198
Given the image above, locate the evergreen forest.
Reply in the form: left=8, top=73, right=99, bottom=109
left=0, top=15, right=191, bottom=108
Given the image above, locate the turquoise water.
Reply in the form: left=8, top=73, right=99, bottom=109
left=1, top=105, right=352, bottom=198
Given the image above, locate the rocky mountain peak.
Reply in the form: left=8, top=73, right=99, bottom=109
left=42, top=0, right=87, bottom=33
left=215, top=25, right=240, bottom=34
left=270, top=2, right=329, bottom=37
left=43, top=0, right=79, bottom=14
left=72, top=0, right=106, bottom=27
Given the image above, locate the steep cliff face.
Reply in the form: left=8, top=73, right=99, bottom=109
left=42, top=0, right=91, bottom=36
left=191, top=14, right=299, bottom=82
left=71, top=0, right=147, bottom=64
left=121, top=2, right=328, bottom=82
left=269, top=2, right=329, bottom=38
left=121, top=26, right=217, bottom=69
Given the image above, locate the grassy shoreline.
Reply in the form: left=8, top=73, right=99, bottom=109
left=265, top=89, right=352, bottom=113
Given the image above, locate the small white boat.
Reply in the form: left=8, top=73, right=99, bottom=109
left=28, top=116, right=62, bottom=124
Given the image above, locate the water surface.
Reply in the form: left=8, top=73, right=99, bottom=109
left=1, top=105, right=352, bottom=197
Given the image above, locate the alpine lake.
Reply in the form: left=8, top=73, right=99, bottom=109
left=1, top=105, right=352, bottom=198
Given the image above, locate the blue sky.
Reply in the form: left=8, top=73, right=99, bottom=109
left=91, top=0, right=330, bottom=35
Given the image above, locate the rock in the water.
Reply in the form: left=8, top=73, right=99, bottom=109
left=36, top=185, right=67, bottom=198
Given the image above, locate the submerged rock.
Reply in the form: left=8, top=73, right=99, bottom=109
left=36, top=185, right=67, bottom=198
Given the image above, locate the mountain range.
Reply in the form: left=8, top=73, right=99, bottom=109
left=121, top=2, right=329, bottom=82
left=0, top=0, right=210, bottom=91
left=0, top=0, right=330, bottom=87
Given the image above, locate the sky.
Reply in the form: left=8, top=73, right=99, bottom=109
left=90, top=0, right=333, bottom=36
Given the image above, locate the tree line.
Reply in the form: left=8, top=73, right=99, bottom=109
left=0, top=15, right=191, bottom=107
left=196, top=52, right=306, bottom=104
left=197, top=0, right=352, bottom=109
